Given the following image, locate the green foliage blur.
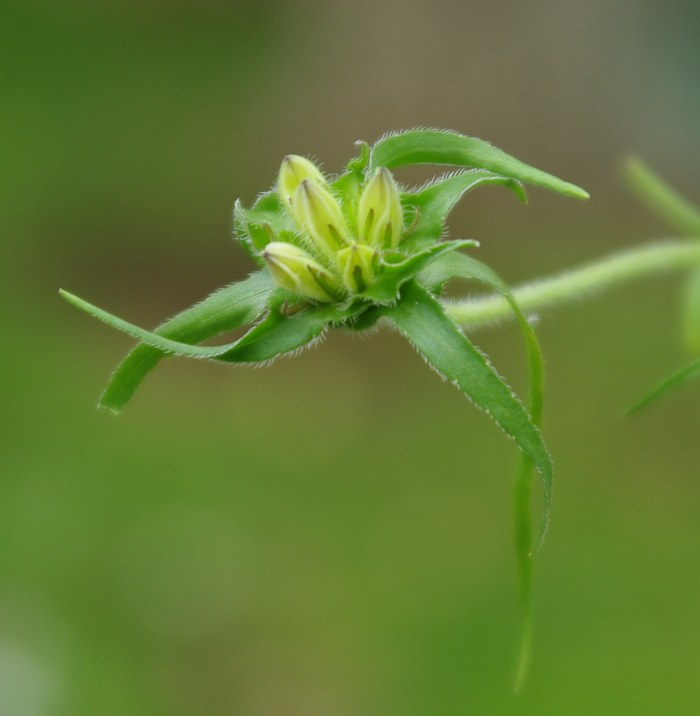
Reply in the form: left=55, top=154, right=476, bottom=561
left=2, top=1, right=700, bottom=714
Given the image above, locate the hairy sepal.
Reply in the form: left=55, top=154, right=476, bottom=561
left=234, top=192, right=296, bottom=262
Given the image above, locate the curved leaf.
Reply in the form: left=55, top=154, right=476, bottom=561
left=418, top=251, right=547, bottom=686
left=627, top=358, right=700, bottom=414
left=623, top=157, right=700, bottom=236
left=384, top=280, right=551, bottom=528
left=419, top=252, right=548, bottom=536
left=369, top=129, right=589, bottom=200
left=62, top=271, right=274, bottom=412
left=61, top=287, right=361, bottom=365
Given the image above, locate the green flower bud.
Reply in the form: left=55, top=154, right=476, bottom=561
left=278, top=155, right=326, bottom=209
left=336, top=243, right=378, bottom=294
left=292, top=180, right=350, bottom=262
left=357, top=167, right=404, bottom=249
left=263, top=241, right=336, bottom=302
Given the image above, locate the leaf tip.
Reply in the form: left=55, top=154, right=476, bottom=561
left=568, top=184, right=590, bottom=200
left=97, top=400, right=122, bottom=416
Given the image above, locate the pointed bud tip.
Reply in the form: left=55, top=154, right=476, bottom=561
left=278, top=156, right=326, bottom=209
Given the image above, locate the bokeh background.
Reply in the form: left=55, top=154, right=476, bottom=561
left=2, top=1, right=700, bottom=714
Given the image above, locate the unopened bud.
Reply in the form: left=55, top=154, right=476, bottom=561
left=263, top=241, right=336, bottom=302
left=292, top=180, right=350, bottom=261
left=357, top=167, right=404, bottom=249
left=336, top=243, right=378, bottom=294
left=278, top=155, right=326, bottom=209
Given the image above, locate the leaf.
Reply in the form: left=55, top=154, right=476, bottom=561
left=369, top=129, right=589, bottom=200
left=233, top=192, right=296, bottom=263
left=215, top=301, right=366, bottom=363
left=361, top=239, right=478, bottom=303
left=384, top=280, right=552, bottom=535
left=623, top=157, right=700, bottom=236
left=626, top=358, right=700, bottom=414
left=683, top=271, right=700, bottom=353
left=401, top=170, right=526, bottom=251
left=418, top=251, right=547, bottom=687
left=66, top=271, right=274, bottom=413
left=60, top=289, right=256, bottom=359
left=61, top=287, right=362, bottom=365
left=419, top=252, right=548, bottom=534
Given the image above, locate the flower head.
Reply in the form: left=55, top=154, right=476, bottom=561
left=258, top=156, right=408, bottom=302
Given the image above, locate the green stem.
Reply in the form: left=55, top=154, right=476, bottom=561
left=444, top=240, right=700, bottom=328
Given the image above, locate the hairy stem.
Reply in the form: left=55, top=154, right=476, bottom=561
left=444, top=240, right=700, bottom=328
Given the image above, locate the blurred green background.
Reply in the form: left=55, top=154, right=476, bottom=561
left=2, top=1, right=700, bottom=714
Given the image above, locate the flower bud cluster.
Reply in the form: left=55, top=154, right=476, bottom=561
left=262, top=155, right=404, bottom=302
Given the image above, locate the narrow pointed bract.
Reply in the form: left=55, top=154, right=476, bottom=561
left=262, top=241, right=335, bottom=302
left=358, top=167, right=404, bottom=249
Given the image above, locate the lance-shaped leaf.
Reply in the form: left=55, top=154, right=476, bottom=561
left=384, top=280, right=552, bottom=531
left=402, top=170, right=526, bottom=250
left=624, top=157, right=700, bottom=236
left=61, top=284, right=364, bottom=375
left=418, top=253, right=547, bottom=534
left=626, top=358, right=700, bottom=414
left=71, top=271, right=274, bottom=413
left=419, top=250, right=546, bottom=687
left=369, top=129, right=589, bottom=200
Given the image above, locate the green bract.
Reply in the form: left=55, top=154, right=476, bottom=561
left=61, top=128, right=588, bottom=684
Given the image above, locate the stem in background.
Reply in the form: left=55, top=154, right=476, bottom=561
left=444, top=240, right=700, bottom=328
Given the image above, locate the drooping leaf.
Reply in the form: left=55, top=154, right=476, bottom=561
left=418, top=252, right=548, bottom=538
left=369, top=129, right=589, bottom=200
left=69, top=271, right=274, bottom=412
left=61, top=287, right=363, bottom=367
left=401, top=170, right=526, bottom=251
left=384, top=280, right=552, bottom=532
left=626, top=358, right=700, bottom=414
left=623, top=157, right=700, bottom=236
left=418, top=250, right=546, bottom=688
